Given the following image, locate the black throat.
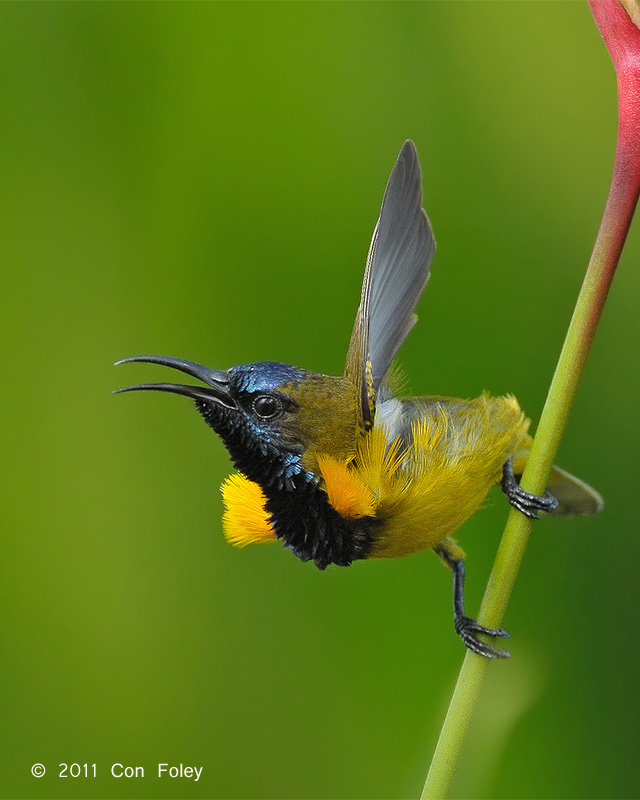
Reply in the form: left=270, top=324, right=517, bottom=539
left=264, top=473, right=375, bottom=570
left=196, top=399, right=375, bottom=569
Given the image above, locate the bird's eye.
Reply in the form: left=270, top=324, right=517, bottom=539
left=252, top=395, right=282, bottom=420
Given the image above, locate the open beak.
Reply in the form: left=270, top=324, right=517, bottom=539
left=114, top=355, right=236, bottom=408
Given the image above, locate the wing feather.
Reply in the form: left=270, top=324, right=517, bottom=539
left=345, top=140, right=435, bottom=428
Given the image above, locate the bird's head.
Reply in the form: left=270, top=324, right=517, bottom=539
left=115, top=355, right=358, bottom=493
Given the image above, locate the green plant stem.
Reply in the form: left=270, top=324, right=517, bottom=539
left=421, top=2, right=640, bottom=797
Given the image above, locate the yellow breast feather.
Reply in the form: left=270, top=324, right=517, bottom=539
left=315, top=454, right=377, bottom=519
left=221, top=473, right=276, bottom=547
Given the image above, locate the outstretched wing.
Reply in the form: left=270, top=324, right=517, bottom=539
left=345, top=140, right=435, bottom=430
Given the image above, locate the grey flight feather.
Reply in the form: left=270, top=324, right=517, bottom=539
left=361, top=140, right=436, bottom=391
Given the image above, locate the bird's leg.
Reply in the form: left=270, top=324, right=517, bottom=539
left=435, top=541, right=510, bottom=660
left=501, top=456, right=558, bottom=519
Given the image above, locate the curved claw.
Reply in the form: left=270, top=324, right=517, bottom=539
left=502, top=456, right=559, bottom=519
left=456, top=615, right=511, bottom=659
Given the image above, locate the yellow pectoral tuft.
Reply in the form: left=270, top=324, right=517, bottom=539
left=317, top=454, right=377, bottom=519
left=221, top=473, right=276, bottom=547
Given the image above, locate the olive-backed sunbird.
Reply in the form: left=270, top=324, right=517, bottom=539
left=116, top=141, right=602, bottom=658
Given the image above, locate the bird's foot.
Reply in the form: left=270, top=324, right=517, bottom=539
left=502, top=456, right=558, bottom=520
left=455, top=614, right=511, bottom=659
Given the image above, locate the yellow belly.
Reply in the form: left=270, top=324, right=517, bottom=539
left=345, top=392, right=529, bottom=558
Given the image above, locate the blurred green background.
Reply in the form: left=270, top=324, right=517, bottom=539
left=1, top=2, right=638, bottom=798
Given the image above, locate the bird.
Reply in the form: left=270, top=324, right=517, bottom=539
left=116, top=140, right=602, bottom=658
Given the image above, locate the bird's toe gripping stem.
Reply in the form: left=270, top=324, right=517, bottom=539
left=436, top=543, right=511, bottom=659
left=501, top=456, right=558, bottom=519
left=454, top=614, right=510, bottom=660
